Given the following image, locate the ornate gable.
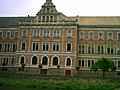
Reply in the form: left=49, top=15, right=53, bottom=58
left=36, top=0, right=59, bottom=22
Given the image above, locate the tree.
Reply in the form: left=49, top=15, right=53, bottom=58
left=20, top=63, right=25, bottom=74
left=38, top=64, right=43, bottom=74
left=92, top=57, right=116, bottom=76
left=57, top=65, right=60, bottom=69
left=2, top=62, right=7, bottom=71
left=111, top=65, right=117, bottom=72
left=91, top=63, right=99, bottom=77
left=75, top=66, right=80, bottom=76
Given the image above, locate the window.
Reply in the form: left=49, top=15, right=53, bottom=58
left=118, top=61, right=120, bottom=68
left=98, top=32, right=103, bottom=40
left=67, top=29, right=72, bottom=37
left=0, top=57, right=2, bottom=64
left=107, top=46, right=114, bottom=54
left=88, top=60, right=94, bottom=67
left=53, top=57, right=58, bottom=65
left=46, top=16, right=49, bottom=21
left=33, top=29, right=39, bottom=37
left=66, top=58, right=71, bottom=66
left=118, top=33, right=120, bottom=40
left=78, top=60, right=84, bottom=67
left=4, top=44, right=10, bottom=52
left=0, top=32, right=3, bottom=39
left=42, top=56, right=48, bottom=65
left=117, top=46, right=120, bottom=54
left=67, top=43, right=71, bottom=51
left=32, top=42, right=39, bottom=51
left=20, top=57, right=24, bottom=64
left=53, top=30, right=60, bottom=37
left=42, top=16, right=45, bottom=21
left=42, top=43, right=49, bottom=51
left=6, top=58, right=8, bottom=65
left=108, top=32, right=113, bottom=40
left=53, top=43, right=59, bottom=51
left=79, top=45, right=84, bottom=53
left=50, top=16, right=53, bottom=21
left=88, top=45, right=94, bottom=53
left=22, top=30, right=27, bottom=37
left=6, top=32, right=10, bottom=39
left=43, top=30, right=49, bottom=37
left=11, top=58, right=14, bottom=65
left=89, top=32, right=94, bottom=40
left=79, top=32, right=84, bottom=39
left=88, top=60, right=90, bottom=67
left=21, top=42, right=26, bottom=50
left=12, top=44, right=17, bottom=52
left=14, top=32, right=18, bottom=38
left=47, top=8, right=50, bottom=12
left=98, top=45, right=104, bottom=54
left=0, top=44, right=2, bottom=52
left=32, top=56, right=38, bottom=65
left=3, top=57, right=8, bottom=65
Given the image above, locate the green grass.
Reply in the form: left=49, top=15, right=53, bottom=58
left=0, top=74, right=120, bottom=90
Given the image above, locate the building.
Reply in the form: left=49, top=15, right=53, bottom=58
left=0, top=0, right=120, bottom=75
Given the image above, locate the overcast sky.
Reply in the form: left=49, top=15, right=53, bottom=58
left=0, top=0, right=120, bottom=17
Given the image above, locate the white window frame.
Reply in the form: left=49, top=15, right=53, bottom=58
left=32, top=42, right=39, bottom=51
left=87, top=59, right=95, bottom=68
left=79, top=32, right=85, bottom=39
left=53, top=29, right=60, bottom=37
left=21, top=42, right=26, bottom=51
left=98, top=32, right=104, bottom=40
left=14, top=31, right=18, bottom=38
left=67, top=29, right=72, bottom=37
left=107, top=32, right=113, bottom=40
left=78, top=60, right=85, bottom=67
left=22, top=29, right=27, bottom=37
left=78, top=45, right=84, bottom=53
left=33, top=29, right=40, bottom=37
left=97, top=45, right=104, bottom=54
left=52, top=42, right=60, bottom=51
left=89, top=32, right=94, bottom=40
left=65, top=57, right=72, bottom=67
left=42, top=42, right=49, bottom=51
left=51, top=56, right=60, bottom=66
left=0, top=32, right=3, bottom=39
left=88, top=45, right=94, bottom=53
left=43, top=29, right=50, bottom=37
left=107, top=45, right=114, bottom=54
left=117, top=32, right=120, bottom=40
left=66, top=42, right=72, bottom=51
left=4, top=43, right=10, bottom=52
left=6, top=31, right=11, bottom=39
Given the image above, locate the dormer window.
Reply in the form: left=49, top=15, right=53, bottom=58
left=46, top=16, right=49, bottom=21
left=47, top=8, right=50, bottom=12
left=50, top=16, right=53, bottom=21
left=42, top=16, right=45, bottom=22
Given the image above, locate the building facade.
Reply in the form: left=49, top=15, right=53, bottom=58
left=0, top=0, right=120, bottom=75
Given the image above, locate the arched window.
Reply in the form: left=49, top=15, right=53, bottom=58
left=32, top=56, right=37, bottom=65
left=66, top=58, right=71, bottom=66
left=53, top=57, right=58, bottom=65
left=20, top=57, right=24, bottom=64
left=42, top=56, right=48, bottom=65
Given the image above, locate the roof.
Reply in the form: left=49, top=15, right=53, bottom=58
left=0, top=17, right=34, bottom=28
left=1, top=16, right=120, bottom=28
left=70, top=16, right=120, bottom=26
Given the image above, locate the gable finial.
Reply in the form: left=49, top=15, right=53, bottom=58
left=46, top=0, right=52, bottom=2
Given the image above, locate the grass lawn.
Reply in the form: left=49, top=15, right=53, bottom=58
left=0, top=74, right=120, bottom=90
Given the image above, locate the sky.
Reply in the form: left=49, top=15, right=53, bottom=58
left=0, top=0, right=120, bottom=17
